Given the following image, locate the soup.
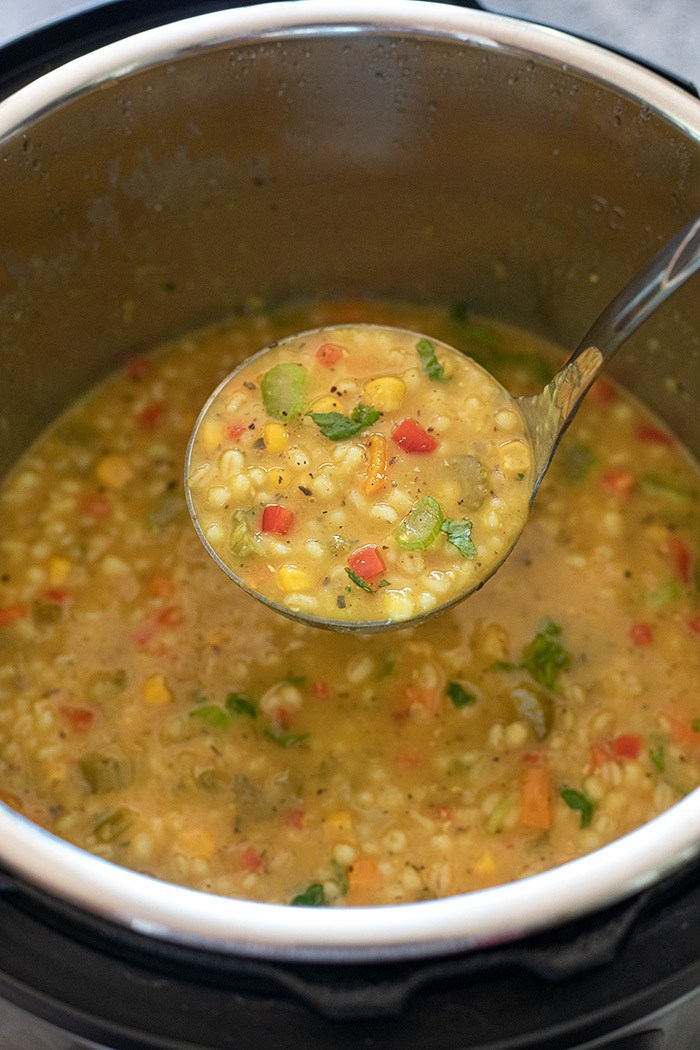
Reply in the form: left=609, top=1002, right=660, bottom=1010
left=0, top=300, right=698, bottom=906
left=187, top=324, right=533, bottom=626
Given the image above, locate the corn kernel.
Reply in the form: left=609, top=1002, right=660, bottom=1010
left=95, top=454, right=134, bottom=489
left=277, top=565, right=312, bottom=592
left=142, top=673, right=173, bottom=705
left=473, top=851, right=497, bottom=876
left=48, top=556, right=71, bottom=586
left=323, top=810, right=355, bottom=841
left=309, top=395, right=342, bottom=414
left=363, top=376, right=406, bottom=412
left=176, top=827, right=216, bottom=860
left=263, top=423, right=290, bottom=454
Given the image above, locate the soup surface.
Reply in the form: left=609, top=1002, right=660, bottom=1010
left=0, top=300, right=698, bottom=907
left=187, top=324, right=532, bottom=626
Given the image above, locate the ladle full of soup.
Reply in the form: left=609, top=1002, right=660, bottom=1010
left=186, top=215, right=700, bottom=630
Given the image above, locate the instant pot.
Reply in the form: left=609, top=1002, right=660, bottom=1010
left=0, top=2, right=698, bottom=1046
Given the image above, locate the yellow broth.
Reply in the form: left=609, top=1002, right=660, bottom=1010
left=0, top=300, right=698, bottom=907
left=187, top=325, right=533, bottom=625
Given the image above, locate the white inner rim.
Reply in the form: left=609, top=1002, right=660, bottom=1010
left=0, top=1, right=698, bottom=960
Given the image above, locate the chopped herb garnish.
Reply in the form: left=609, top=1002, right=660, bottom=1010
left=649, top=735, right=666, bottom=772
left=190, top=705, right=230, bottom=731
left=692, top=719, right=700, bottom=734
left=286, top=674, right=308, bottom=687
left=264, top=727, right=309, bottom=748
left=520, top=619, right=571, bottom=691
left=648, top=579, right=681, bottom=608
left=446, top=681, right=477, bottom=708
left=291, top=883, right=326, bottom=907
left=639, top=474, right=695, bottom=502
left=330, top=859, right=349, bottom=896
left=225, top=693, right=256, bottom=718
left=309, top=402, right=382, bottom=441
left=441, top=517, right=477, bottom=558
left=345, top=567, right=373, bottom=593
left=560, top=788, right=594, bottom=828
left=416, top=338, right=445, bottom=381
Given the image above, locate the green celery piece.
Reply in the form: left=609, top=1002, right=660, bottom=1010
left=395, top=496, right=444, bottom=551
left=416, top=338, right=445, bottom=381
left=94, top=808, right=133, bottom=843
left=190, top=705, right=230, bottom=731
left=648, top=734, right=666, bottom=772
left=560, top=788, right=594, bottom=828
left=648, top=579, right=681, bottom=608
left=79, top=754, right=133, bottom=794
left=264, top=727, right=309, bottom=748
left=640, top=474, right=695, bottom=502
left=485, top=792, right=517, bottom=834
left=229, top=508, right=258, bottom=558
left=559, top=442, right=597, bottom=483
left=261, top=362, right=308, bottom=421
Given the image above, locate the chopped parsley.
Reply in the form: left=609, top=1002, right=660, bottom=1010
left=441, top=517, right=477, bottom=558
left=291, top=883, right=326, bottom=907
left=225, top=693, right=256, bottom=718
left=560, top=788, right=594, bottom=828
left=446, top=681, right=477, bottom=709
left=308, top=402, right=382, bottom=441
left=264, top=727, right=309, bottom=749
left=416, top=338, right=445, bottom=381
left=189, top=705, right=230, bottom=731
left=648, top=735, right=666, bottom=772
left=345, top=567, right=374, bottom=593
left=520, top=619, right=571, bottom=690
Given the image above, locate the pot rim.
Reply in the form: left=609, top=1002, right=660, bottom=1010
left=0, top=0, right=698, bottom=962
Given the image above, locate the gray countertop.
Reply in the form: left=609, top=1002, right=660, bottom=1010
left=1, top=0, right=698, bottom=89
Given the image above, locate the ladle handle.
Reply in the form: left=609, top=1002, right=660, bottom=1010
left=521, top=213, right=700, bottom=494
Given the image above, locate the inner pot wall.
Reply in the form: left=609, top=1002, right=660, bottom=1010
left=0, top=3, right=698, bottom=961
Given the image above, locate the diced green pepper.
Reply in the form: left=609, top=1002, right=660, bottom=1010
left=94, top=807, right=133, bottom=843
left=395, top=496, right=444, bottom=551
left=79, top=753, right=133, bottom=794
left=450, top=455, right=489, bottom=512
left=261, top=362, right=308, bottom=420
left=640, top=474, right=695, bottom=502
left=189, top=705, right=230, bottom=731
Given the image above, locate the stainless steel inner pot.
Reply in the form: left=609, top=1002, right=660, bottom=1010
left=0, top=0, right=698, bottom=962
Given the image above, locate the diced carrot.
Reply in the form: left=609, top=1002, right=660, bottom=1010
left=45, top=589, right=69, bottom=604
left=628, top=622, right=653, bottom=646
left=146, top=573, right=175, bottom=598
left=137, top=402, right=166, bottom=428
left=364, top=434, right=388, bottom=495
left=519, top=765, right=552, bottom=830
left=590, top=741, right=613, bottom=769
left=315, top=342, right=344, bottom=368
left=601, top=471, right=635, bottom=500
left=348, top=544, right=385, bottom=582
left=261, top=504, right=295, bottom=536
left=394, top=751, right=420, bottom=769
left=391, top=418, right=438, bottom=454
left=0, top=789, right=23, bottom=813
left=59, top=706, right=95, bottom=730
left=347, top=856, right=379, bottom=901
left=80, top=494, right=111, bottom=518
left=404, top=685, right=442, bottom=719
left=238, top=847, right=264, bottom=872
left=612, top=734, right=642, bottom=760
left=285, top=809, right=305, bottom=830
left=667, top=713, right=698, bottom=746
left=0, top=604, right=27, bottom=627
left=157, top=605, right=183, bottom=628
left=686, top=616, right=700, bottom=637
left=635, top=422, right=673, bottom=445
left=434, top=804, right=454, bottom=823
left=313, top=680, right=331, bottom=701
left=664, top=536, right=694, bottom=586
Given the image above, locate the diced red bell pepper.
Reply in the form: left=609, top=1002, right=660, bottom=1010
left=313, top=680, right=331, bottom=701
left=665, top=536, right=694, bottom=586
left=628, top=622, right=653, bottom=646
left=45, top=589, right=69, bottom=604
left=391, top=419, right=438, bottom=454
left=0, top=604, right=26, bottom=628
left=348, top=544, right=385, bottom=581
left=261, top=504, right=294, bottom=535
left=59, top=705, right=95, bottom=730
left=285, top=808, right=305, bottom=830
left=686, top=616, right=700, bottom=637
left=635, top=422, right=673, bottom=446
left=225, top=422, right=248, bottom=442
left=137, top=402, right=166, bottom=429
left=127, top=356, right=151, bottom=380
left=238, top=847, right=263, bottom=872
left=601, top=471, right=635, bottom=500
left=587, top=379, right=617, bottom=405
left=157, top=604, right=184, bottom=627
left=612, top=734, right=642, bottom=760
left=315, top=342, right=344, bottom=368
left=80, top=494, right=111, bottom=518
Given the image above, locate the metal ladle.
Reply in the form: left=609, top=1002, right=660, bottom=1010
left=186, top=214, right=700, bottom=632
